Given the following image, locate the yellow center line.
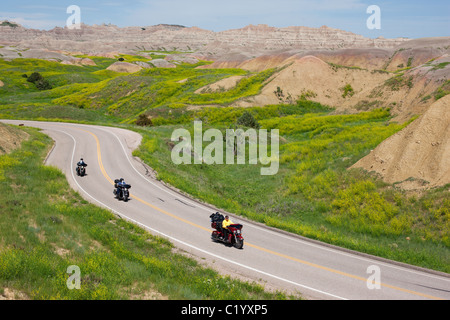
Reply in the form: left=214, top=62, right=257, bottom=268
left=83, top=128, right=444, bottom=300
left=87, top=130, right=114, bottom=185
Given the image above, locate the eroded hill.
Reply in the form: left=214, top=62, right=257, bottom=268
left=0, top=122, right=28, bottom=155
left=351, top=94, right=450, bottom=190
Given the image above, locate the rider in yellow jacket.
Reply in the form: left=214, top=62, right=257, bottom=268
left=222, top=215, right=234, bottom=242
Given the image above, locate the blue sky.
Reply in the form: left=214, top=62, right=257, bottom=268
left=1, top=0, right=449, bottom=39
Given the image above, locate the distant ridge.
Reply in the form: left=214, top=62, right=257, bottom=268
left=0, top=21, right=410, bottom=58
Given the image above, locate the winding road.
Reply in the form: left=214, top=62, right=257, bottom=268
left=2, top=120, right=449, bottom=300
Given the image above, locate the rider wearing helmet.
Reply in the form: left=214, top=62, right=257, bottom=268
left=116, top=178, right=124, bottom=195
left=76, top=158, right=87, bottom=175
left=222, top=215, right=234, bottom=242
left=77, top=158, right=87, bottom=167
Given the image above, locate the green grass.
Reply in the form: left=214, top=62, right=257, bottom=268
left=431, top=62, right=450, bottom=71
left=0, top=57, right=274, bottom=123
left=0, top=125, right=294, bottom=300
left=433, top=80, right=450, bottom=100
left=384, top=73, right=413, bottom=91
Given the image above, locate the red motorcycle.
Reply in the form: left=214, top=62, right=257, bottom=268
left=210, top=212, right=244, bottom=249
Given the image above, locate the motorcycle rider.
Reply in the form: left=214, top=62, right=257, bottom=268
left=76, top=158, right=87, bottom=175
left=222, top=215, right=234, bottom=243
left=77, top=158, right=87, bottom=167
left=115, top=178, right=127, bottom=198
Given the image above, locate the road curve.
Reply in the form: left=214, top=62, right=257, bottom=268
left=2, top=120, right=449, bottom=300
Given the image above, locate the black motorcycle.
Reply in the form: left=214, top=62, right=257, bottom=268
left=76, top=164, right=87, bottom=176
left=114, top=179, right=131, bottom=202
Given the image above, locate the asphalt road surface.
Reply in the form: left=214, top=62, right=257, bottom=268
left=2, top=120, right=449, bottom=300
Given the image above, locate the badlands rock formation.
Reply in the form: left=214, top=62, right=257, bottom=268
left=149, top=59, right=176, bottom=68
left=229, top=54, right=393, bottom=109
left=0, top=22, right=409, bottom=58
left=221, top=48, right=449, bottom=125
left=351, top=94, right=450, bottom=190
left=61, top=57, right=96, bottom=66
left=106, top=61, right=143, bottom=73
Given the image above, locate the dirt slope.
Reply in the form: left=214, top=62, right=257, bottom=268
left=351, top=94, right=450, bottom=190
left=195, top=75, right=246, bottom=93
left=0, top=122, right=29, bottom=155
left=230, top=54, right=393, bottom=111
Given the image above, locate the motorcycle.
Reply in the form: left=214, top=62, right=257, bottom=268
left=114, top=179, right=131, bottom=202
left=76, top=164, right=86, bottom=177
left=210, top=212, right=244, bottom=249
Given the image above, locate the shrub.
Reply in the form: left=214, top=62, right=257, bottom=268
left=26, top=72, right=52, bottom=90
left=341, top=84, right=354, bottom=98
left=27, top=72, right=44, bottom=84
left=299, top=89, right=317, bottom=101
left=236, top=111, right=260, bottom=129
left=135, top=114, right=153, bottom=127
left=407, top=57, right=413, bottom=67
left=0, top=21, right=19, bottom=28
left=35, top=79, right=52, bottom=90
left=274, top=86, right=284, bottom=101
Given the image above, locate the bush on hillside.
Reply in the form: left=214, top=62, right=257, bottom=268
left=26, top=72, right=52, bottom=90
left=27, top=72, right=44, bottom=84
left=35, top=78, right=52, bottom=90
left=236, top=111, right=260, bottom=129
left=135, top=114, right=153, bottom=127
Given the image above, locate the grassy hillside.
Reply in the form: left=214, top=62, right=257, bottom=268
left=0, top=57, right=274, bottom=123
left=0, top=54, right=448, bottom=278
